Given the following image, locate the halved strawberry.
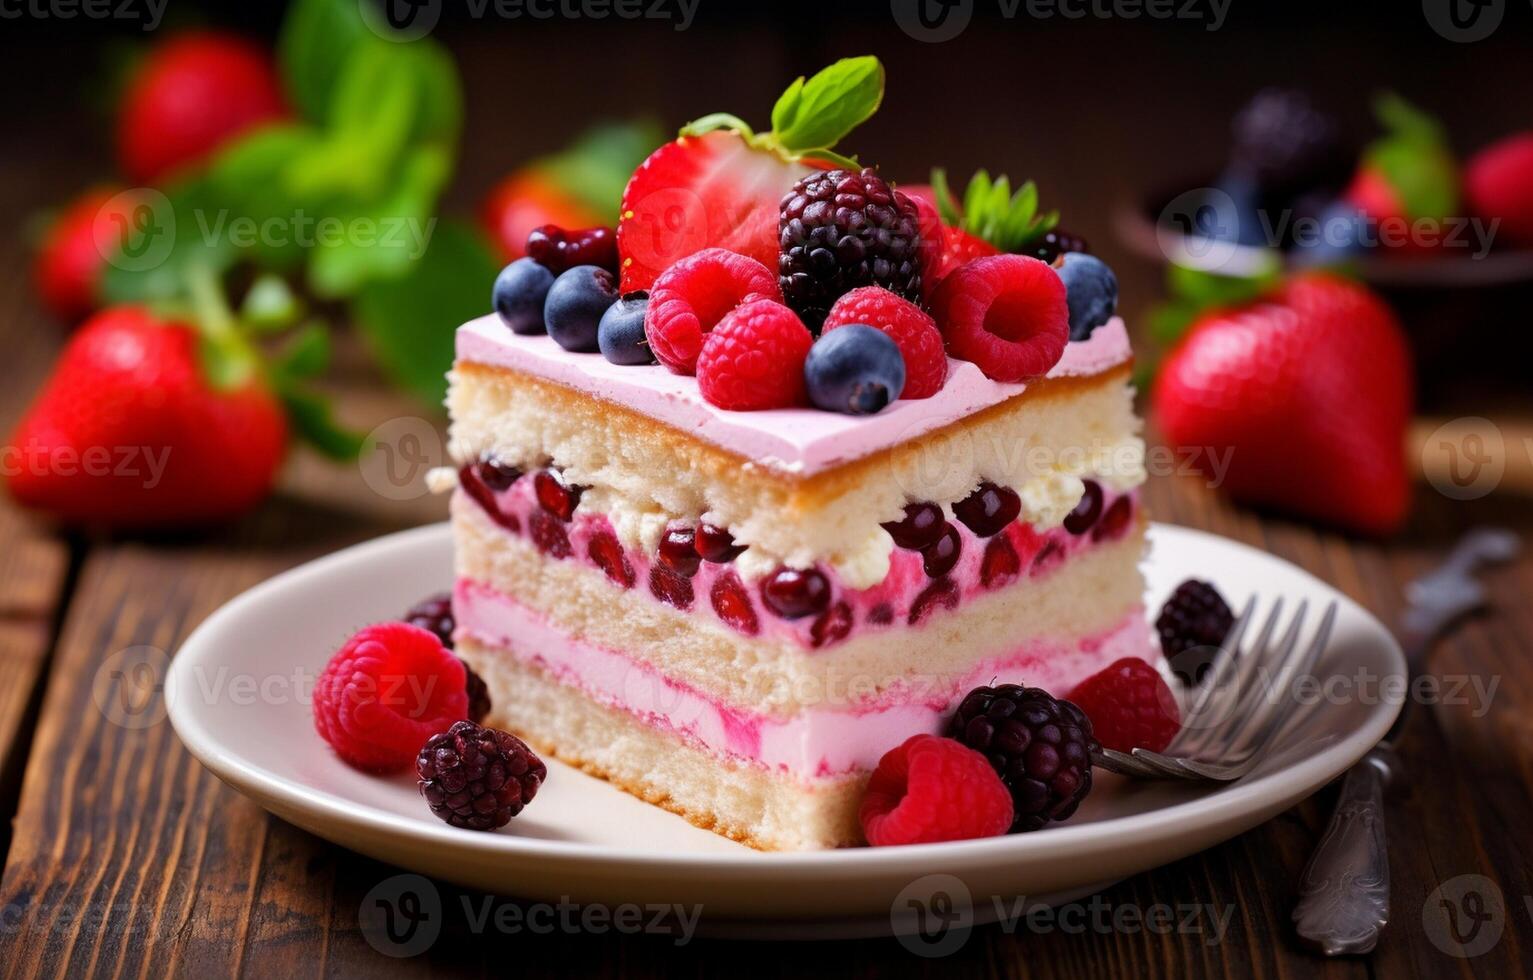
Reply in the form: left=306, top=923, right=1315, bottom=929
left=617, top=56, right=886, bottom=293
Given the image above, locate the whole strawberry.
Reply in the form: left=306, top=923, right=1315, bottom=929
left=1465, top=132, right=1533, bottom=247
left=6, top=307, right=288, bottom=528
left=1153, top=274, right=1413, bottom=534
left=32, top=186, right=133, bottom=323
left=117, top=31, right=289, bottom=183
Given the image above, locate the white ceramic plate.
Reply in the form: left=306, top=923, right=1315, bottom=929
left=168, top=522, right=1403, bottom=933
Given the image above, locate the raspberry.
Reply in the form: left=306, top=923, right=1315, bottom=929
left=822, top=287, right=948, bottom=398
left=860, top=734, right=1013, bottom=846
left=1067, top=658, right=1182, bottom=754
left=401, top=593, right=490, bottom=724
left=1155, top=579, right=1235, bottom=662
left=645, top=248, right=780, bottom=374
left=709, top=571, right=759, bottom=636
left=947, top=684, right=1095, bottom=832
left=778, top=168, right=924, bottom=328
left=313, top=623, right=469, bottom=773
left=417, top=721, right=546, bottom=831
left=932, top=255, right=1068, bottom=383
left=696, top=299, right=813, bottom=410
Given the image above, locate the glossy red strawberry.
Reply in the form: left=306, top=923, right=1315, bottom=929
left=117, top=31, right=289, bottom=184
left=33, top=186, right=132, bottom=322
left=481, top=170, right=604, bottom=263
left=6, top=307, right=288, bottom=528
left=1153, top=274, right=1413, bottom=534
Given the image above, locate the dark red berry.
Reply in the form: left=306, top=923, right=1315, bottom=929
left=1156, top=579, right=1235, bottom=663
left=710, top=572, right=759, bottom=635
left=459, top=464, right=519, bottom=533
left=695, top=523, right=744, bottom=563
left=649, top=565, right=694, bottom=610
left=953, top=482, right=1021, bottom=537
left=909, top=578, right=959, bottom=624
left=658, top=526, right=701, bottom=577
left=946, top=684, right=1096, bottom=832
left=760, top=567, right=831, bottom=620
left=981, top=536, right=1020, bottom=589
left=587, top=530, right=634, bottom=589
left=920, top=522, right=962, bottom=578
left=867, top=602, right=894, bottom=625
left=1092, top=496, right=1133, bottom=542
left=417, top=721, right=545, bottom=831
left=1063, top=480, right=1104, bottom=535
left=463, top=663, right=491, bottom=724
left=403, top=592, right=455, bottom=648
left=526, top=224, right=618, bottom=275
left=810, top=601, right=854, bottom=648
left=1031, top=539, right=1064, bottom=576
left=477, top=457, right=521, bottom=492
left=529, top=510, right=571, bottom=558
left=881, top=502, right=945, bottom=550
left=1027, top=228, right=1089, bottom=265
left=534, top=469, right=583, bottom=521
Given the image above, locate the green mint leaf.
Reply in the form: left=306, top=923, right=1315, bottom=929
left=769, top=56, right=883, bottom=154
left=278, top=0, right=372, bottom=122
left=1366, top=93, right=1459, bottom=220
left=535, top=120, right=663, bottom=218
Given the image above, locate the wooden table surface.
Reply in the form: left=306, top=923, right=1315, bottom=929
left=2, top=12, right=1532, bottom=977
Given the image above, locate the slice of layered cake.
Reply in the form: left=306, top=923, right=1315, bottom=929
left=446, top=58, right=1157, bottom=849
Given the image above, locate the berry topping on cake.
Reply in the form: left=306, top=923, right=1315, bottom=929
left=528, top=510, right=572, bottom=558
left=526, top=224, right=618, bottom=275
left=932, top=254, right=1069, bottom=383
left=1067, top=658, right=1182, bottom=754
left=760, top=566, right=831, bottom=619
left=1055, top=253, right=1119, bottom=342
left=709, top=571, right=759, bottom=636
left=947, top=684, right=1096, bottom=832
left=313, top=623, right=469, bottom=774
left=588, top=530, right=635, bottom=589
left=881, top=501, right=945, bottom=550
left=778, top=167, right=924, bottom=328
left=953, top=481, right=1021, bottom=537
left=1026, top=228, right=1089, bottom=265
left=810, top=601, right=854, bottom=648
left=926, top=225, right=1001, bottom=290
left=1063, top=479, right=1104, bottom=535
left=980, top=535, right=1020, bottom=590
left=533, top=468, right=583, bottom=521
left=492, top=258, right=556, bottom=336
left=925, top=167, right=1060, bottom=282
left=823, top=287, right=947, bottom=398
left=695, top=522, right=744, bottom=563
left=544, top=265, right=619, bottom=352
left=658, top=525, right=702, bottom=577
left=696, top=298, right=814, bottom=410
left=646, top=248, right=782, bottom=374
left=860, top=734, right=1014, bottom=846
left=597, top=292, right=654, bottom=365
left=417, top=721, right=546, bottom=831
left=920, top=523, right=962, bottom=578
left=618, top=57, right=885, bottom=292
left=649, top=565, right=695, bottom=610
left=803, top=324, right=906, bottom=415
left=1156, top=579, right=1235, bottom=661
left=403, top=592, right=456, bottom=648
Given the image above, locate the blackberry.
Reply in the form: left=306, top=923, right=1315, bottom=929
left=417, top=721, right=546, bottom=831
left=1156, top=579, right=1235, bottom=676
left=402, top=594, right=490, bottom=722
left=1229, top=88, right=1346, bottom=197
left=778, top=168, right=923, bottom=329
left=947, top=684, right=1096, bottom=832
left=1028, top=228, right=1089, bottom=265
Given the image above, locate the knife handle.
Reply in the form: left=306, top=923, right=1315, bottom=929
left=1292, top=753, right=1392, bottom=955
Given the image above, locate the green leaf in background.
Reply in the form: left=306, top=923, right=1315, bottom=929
left=534, top=120, right=664, bottom=219
left=278, top=0, right=373, bottom=122
left=278, top=386, right=366, bottom=460
left=240, top=274, right=304, bottom=333
left=272, top=321, right=331, bottom=379
left=352, top=221, right=499, bottom=406
left=1364, top=93, right=1460, bottom=221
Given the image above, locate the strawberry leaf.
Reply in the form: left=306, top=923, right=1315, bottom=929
left=277, top=386, right=365, bottom=460
left=935, top=168, right=1060, bottom=253
left=1363, top=92, right=1459, bottom=220
left=768, top=56, right=884, bottom=156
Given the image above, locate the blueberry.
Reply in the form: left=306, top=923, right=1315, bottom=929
left=597, top=291, right=654, bottom=365
left=544, top=265, right=619, bottom=352
left=492, top=258, right=556, bottom=335
left=1056, top=253, right=1119, bottom=342
left=804, top=325, right=905, bottom=415
left=1293, top=201, right=1371, bottom=267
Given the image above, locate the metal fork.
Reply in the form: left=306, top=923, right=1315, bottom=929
left=1093, top=597, right=1338, bottom=781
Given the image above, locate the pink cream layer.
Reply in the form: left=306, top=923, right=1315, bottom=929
left=455, top=579, right=1153, bottom=783
left=455, top=315, right=1132, bottom=476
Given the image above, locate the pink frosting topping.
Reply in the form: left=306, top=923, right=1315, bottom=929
left=454, top=314, right=1132, bottom=476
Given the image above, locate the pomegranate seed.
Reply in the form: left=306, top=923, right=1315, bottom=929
left=1031, top=539, right=1064, bottom=576
left=526, top=224, right=618, bottom=274
left=1093, top=497, right=1133, bottom=542
left=695, top=523, right=744, bottom=563
left=867, top=603, right=894, bottom=625
left=534, top=469, right=583, bottom=521
left=981, top=535, right=1020, bottom=589
left=529, top=510, right=572, bottom=558
left=587, top=531, right=634, bottom=589
left=649, top=565, right=694, bottom=610
left=459, top=465, right=519, bottom=533
left=810, top=602, right=854, bottom=648
left=909, top=579, right=959, bottom=625
left=953, top=482, right=1021, bottom=537
left=658, top=526, right=701, bottom=577
left=477, top=457, right=522, bottom=492
left=760, top=567, right=831, bottom=620
left=710, top=572, right=759, bottom=635
left=1063, top=479, right=1104, bottom=535
left=881, top=502, right=945, bottom=550
left=920, top=523, right=962, bottom=578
